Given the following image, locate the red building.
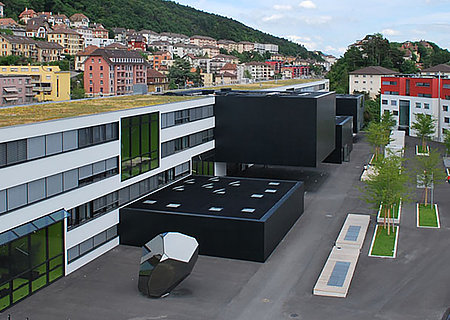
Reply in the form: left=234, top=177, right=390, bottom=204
left=84, top=48, right=148, bottom=96
left=381, top=76, right=450, bottom=99
left=128, top=35, right=146, bottom=51
left=281, top=65, right=310, bottom=78
left=265, top=60, right=283, bottom=74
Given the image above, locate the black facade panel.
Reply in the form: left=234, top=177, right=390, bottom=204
left=336, top=94, right=364, bottom=133
left=263, top=182, right=304, bottom=260
left=324, top=116, right=353, bottom=164
left=316, top=93, right=336, bottom=163
left=215, top=93, right=335, bottom=167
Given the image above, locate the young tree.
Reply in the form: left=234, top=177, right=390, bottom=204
left=366, top=121, right=391, bottom=163
left=411, top=113, right=436, bottom=152
left=381, top=110, right=396, bottom=132
left=409, top=148, right=446, bottom=206
left=362, top=152, right=409, bottom=234
left=443, top=129, right=450, bottom=156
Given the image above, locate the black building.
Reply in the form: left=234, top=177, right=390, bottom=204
left=214, top=91, right=336, bottom=167
left=324, top=116, right=354, bottom=164
left=336, top=94, right=364, bottom=133
left=119, top=176, right=304, bottom=262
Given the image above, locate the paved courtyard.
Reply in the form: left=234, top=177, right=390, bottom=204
left=3, top=135, right=450, bottom=320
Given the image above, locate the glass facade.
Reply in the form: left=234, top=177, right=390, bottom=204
left=0, top=221, right=64, bottom=312
left=121, top=113, right=159, bottom=181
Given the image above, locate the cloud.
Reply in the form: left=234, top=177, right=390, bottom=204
left=285, top=35, right=319, bottom=50
left=273, top=4, right=293, bottom=10
left=299, top=0, right=316, bottom=9
left=300, top=15, right=332, bottom=25
left=262, top=14, right=283, bottom=22
left=382, top=28, right=401, bottom=36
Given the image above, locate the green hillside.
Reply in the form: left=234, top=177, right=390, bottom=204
left=3, top=0, right=317, bottom=58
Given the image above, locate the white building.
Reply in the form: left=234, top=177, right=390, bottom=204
left=253, top=43, right=279, bottom=54
left=349, top=66, right=398, bottom=99
left=84, top=37, right=114, bottom=48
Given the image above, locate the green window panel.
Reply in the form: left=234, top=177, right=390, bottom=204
left=48, top=222, right=63, bottom=259
left=121, top=113, right=159, bottom=181
left=49, top=266, right=63, bottom=283
left=12, top=285, right=29, bottom=303
left=30, top=228, right=47, bottom=268
left=32, top=274, right=47, bottom=292
left=49, top=256, right=63, bottom=270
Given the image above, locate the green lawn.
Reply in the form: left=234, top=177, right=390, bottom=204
left=418, top=204, right=439, bottom=227
left=370, top=225, right=398, bottom=257
left=416, top=145, right=429, bottom=154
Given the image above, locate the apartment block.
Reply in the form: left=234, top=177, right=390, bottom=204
left=349, top=66, right=398, bottom=99
left=0, top=65, right=70, bottom=101
left=84, top=49, right=147, bottom=96
left=48, top=28, right=84, bottom=56
left=0, top=74, right=35, bottom=106
left=244, top=62, right=273, bottom=81
left=380, top=75, right=450, bottom=141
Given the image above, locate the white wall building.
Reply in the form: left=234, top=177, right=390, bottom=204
left=349, top=66, right=398, bottom=99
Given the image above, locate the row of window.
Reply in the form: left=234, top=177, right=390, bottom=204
left=0, top=122, right=118, bottom=169
left=383, top=91, right=399, bottom=95
left=415, top=102, right=430, bottom=109
left=382, top=81, right=397, bottom=86
left=416, top=82, right=431, bottom=87
left=0, top=157, right=118, bottom=215
left=161, top=105, right=214, bottom=129
left=161, top=129, right=214, bottom=158
left=68, top=161, right=190, bottom=229
left=67, top=226, right=117, bottom=263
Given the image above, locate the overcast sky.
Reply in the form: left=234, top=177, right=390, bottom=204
left=174, top=0, right=450, bottom=57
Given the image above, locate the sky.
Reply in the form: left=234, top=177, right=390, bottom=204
left=174, top=0, right=450, bottom=57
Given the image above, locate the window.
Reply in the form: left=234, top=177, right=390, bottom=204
left=416, top=102, right=421, bottom=108
left=89, top=66, right=92, bottom=71
left=444, top=105, right=449, bottom=112
left=161, top=128, right=214, bottom=158
left=418, top=93, right=432, bottom=98
left=121, top=113, right=159, bottom=181
left=416, top=82, right=430, bottom=87
left=382, top=81, right=397, bottom=86
left=100, top=66, right=103, bottom=70
left=382, top=100, right=388, bottom=105
left=89, top=73, right=93, bottom=78
left=393, top=110, right=398, bottom=116
left=445, top=117, right=450, bottom=124
left=424, top=103, right=430, bottom=109
left=391, top=100, right=397, bottom=106
left=443, top=84, right=450, bottom=89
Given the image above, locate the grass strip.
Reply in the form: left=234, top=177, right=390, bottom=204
left=380, top=201, right=400, bottom=219
left=418, top=204, right=438, bottom=227
left=370, top=225, right=397, bottom=257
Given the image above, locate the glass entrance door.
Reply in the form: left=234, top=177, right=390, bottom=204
left=399, top=100, right=410, bottom=127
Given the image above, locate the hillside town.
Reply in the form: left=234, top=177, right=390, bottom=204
left=0, top=4, right=338, bottom=106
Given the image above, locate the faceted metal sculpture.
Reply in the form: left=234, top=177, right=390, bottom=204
left=138, top=232, right=199, bottom=298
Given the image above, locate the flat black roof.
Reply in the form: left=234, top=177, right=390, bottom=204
left=336, top=94, right=364, bottom=99
left=215, top=90, right=330, bottom=98
left=126, top=175, right=302, bottom=221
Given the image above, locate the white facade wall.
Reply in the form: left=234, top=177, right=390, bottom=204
left=0, top=97, right=215, bottom=274
left=349, top=74, right=383, bottom=99
left=380, top=94, right=450, bottom=141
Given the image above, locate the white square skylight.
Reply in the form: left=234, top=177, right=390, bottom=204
left=209, top=207, right=223, bottom=212
left=269, top=182, right=280, bottom=186
left=241, top=208, right=255, bottom=213
left=143, top=200, right=157, bottom=204
left=265, top=189, right=277, bottom=193
left=229, top=181, right=241, bottom=187
left=172, top=185, right=185, bottom=191
left=166, top=203, right=181, bottom=208
left=251, top=194, right=264, bottom=198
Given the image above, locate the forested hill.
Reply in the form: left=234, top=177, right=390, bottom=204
left=3, top=0, right=317, bottom=58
